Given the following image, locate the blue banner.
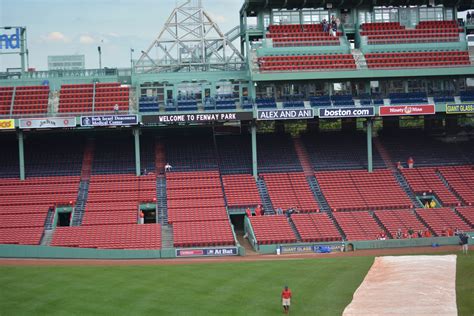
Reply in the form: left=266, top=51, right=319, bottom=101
left=80, top=115, right=138, bottom=127
left=176, top=247, right=238, bottom=257
left=318, top=106, right=375, bottom=118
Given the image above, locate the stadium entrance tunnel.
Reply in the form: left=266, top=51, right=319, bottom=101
left=54, top=206, right=74, bottom=228
left=230, top=214, right=245, bottom=232
left=139, top=203, right=157, bottom=224
left=417, top=195, right=441, bottom=208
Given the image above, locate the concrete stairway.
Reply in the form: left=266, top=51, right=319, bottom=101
left=307, top=176, right=331, bottom=212
left=40, top=230, right=54, bottom=246
left=256, top=178, right=275, bottom=214
left=161, top=224, right=174, bottom=248
left=288, top=217, right=302, bottom=242
left=394, top=171, right=423, bottom=208
left=157, top=175, right=168, bottom=225
left=293, top=136, right=314, bottom=177
left=71, top=180, right=90, bottom=226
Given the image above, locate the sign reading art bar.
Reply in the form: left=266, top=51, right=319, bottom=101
left=446, top=103, right=474, bottom=114
left=379, top=105, right=435, bottom=117
left=0, top=119, right=15, bottom=130
left=142, top=112, right=253, bottom=124
left=19, top=117, right=76, bottom=129
left=176, top=247, right=238, bottom=257
left=318, top=106, right=375, bottom=119
left=80, top=115, right=138, bottom=127
left=257, top=109, right=314, bottom=120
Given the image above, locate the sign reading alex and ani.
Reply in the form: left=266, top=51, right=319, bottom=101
left=19, top=117, right=76, bottom=129
left=80, top=115, right=138, bottom=127
left=379, top=105, right=435, bottom=116
left=257, top=109, right=314, bottom=120
left=446, top=103, right=474, bottom=114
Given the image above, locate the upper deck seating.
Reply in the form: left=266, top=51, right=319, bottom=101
left=92, top=135, right=136, bottom=174
left=267, top=24, right=342, bottom=47
left=360, top=21, right=462, bottom=44
left=365, top=51, right=470, bottom=69
left=59, top=84, right=94, bottom=113
left=216, top=135, right=252, bottom=174
left=261, top=172, right=319, bottom=212
left=0, top=86, right=14, bottom=115
left=11, top=85, right=49, bottom=115
left=257, top=134, right=303, bottom=172
left=258, top=54, right=356, bottom=72
left=139, top=96, right=160, bottom=112
left=316, top=170, right=412, bottom=211
left=389, top=92, right=428, bottom=104
left=165, top=135, right=218, bottom=171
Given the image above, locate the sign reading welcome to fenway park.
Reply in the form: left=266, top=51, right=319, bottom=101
left=142, top=112, right=253, bottom=124
left=19, top=117, right=76, bottom=129
left=446, top=103, right=474, bottom=114
left=318, top=106, right=375, bottom=119
left=379, top=105, right=435, bottom=117
left=257, top=109, right=314, bottom=120
left=176, top=247, right=238, bottom=257
left=80, top=115, right=138, bottom=127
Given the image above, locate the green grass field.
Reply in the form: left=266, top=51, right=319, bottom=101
left=0, top=253, right=472, bottom=315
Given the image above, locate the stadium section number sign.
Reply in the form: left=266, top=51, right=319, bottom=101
left=257, top=109, right=314, bottom=120
left=80, top=115, right=138, bottom=127
left=318, top=106, right=375, bottom=119
left=446, top=103, right=474, bottom=114
left=0, top=119, right=15, bottom=130
left=176, top=247, right=238, bottom=257
left=142, top=112, right=253, bottom=124
left=379, top=105, right=435, bottom=116
left=19, top=117, right=76, bottom=129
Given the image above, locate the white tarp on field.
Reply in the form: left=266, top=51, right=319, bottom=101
left=343, top=255, right=457, bottom=316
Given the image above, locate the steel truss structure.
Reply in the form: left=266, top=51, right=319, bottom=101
left=135, top=0, right=245, bottom=73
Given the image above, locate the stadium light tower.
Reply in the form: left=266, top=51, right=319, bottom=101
left=97, top=46, right=102, bottom=69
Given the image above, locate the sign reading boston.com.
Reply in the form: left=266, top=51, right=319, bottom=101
left=318, top=106, right=375, bottom=119
left=257, top=109, right=314, bottom=121
left=80, top=115, right=138, bottom=127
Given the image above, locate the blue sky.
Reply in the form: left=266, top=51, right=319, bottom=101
left=0, top=0, right=243, bottom=71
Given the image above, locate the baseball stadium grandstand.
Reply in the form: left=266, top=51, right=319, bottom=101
left=0, top=0, right=474, bottom=261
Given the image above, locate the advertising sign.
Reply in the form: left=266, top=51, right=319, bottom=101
left=0, top=119, right=15, bottom=130
left=379, top=105, right=435, bottom=116
left=142, top=112, right=253, bottom=124
left=445, top=103, right=474, bottom=114
left=19, top=117, right=76, bottom=129
left=0, top=28, right=21, bottom=50
left=176, top=247, right=238, bottom=257
left=318, top=107, right=375, bottom=118
left=257, top=109, right=314, bottom=120
left=279, top=244, right=343, bottom=254
left=80, top=115, right=138, bottom=127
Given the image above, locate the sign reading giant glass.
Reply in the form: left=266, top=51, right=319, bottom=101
left=0, top=28, right=21, bottom=50
left=257, top=109, right=314, bottom=120
left=446, top=103, right=474, bottom=114
left=318, top=107, right=375, bottom=119
left=80, top=115, right=138, bottom=127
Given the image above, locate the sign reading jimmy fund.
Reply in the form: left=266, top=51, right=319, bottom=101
left=142, top=112, right=253, bottom=124
left=19, top=117, right=76, bottom=129
left=257, top=109, right=314, bottom=120
left=80, top=115, right=138, bottom=127
left=446, top=103, right=474, bottom=114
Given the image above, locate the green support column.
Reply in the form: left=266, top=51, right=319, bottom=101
left=18, top=130, right=25, bottom=180
left=251, top=122, right=258, bottom=180
left=133, top=127, right=141, bottom=176
left=367, top=119, right=373, bottom=173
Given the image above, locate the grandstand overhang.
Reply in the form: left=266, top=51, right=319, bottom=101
left=240, top=0, right=474, bottom=13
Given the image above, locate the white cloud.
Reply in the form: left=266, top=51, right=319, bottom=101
left=79, top=35, right=96, bottom=45
left=41, top=32, right=71, bottom=43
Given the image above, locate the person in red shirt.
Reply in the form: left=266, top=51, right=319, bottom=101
left=424, top=229, right=432, bottom=238
left=281, top=285, right=292, bottom=314
left=407, top=157, right=414, bottom=168
left=255, top=205, right=262, bottom=216
left=245, top=208, right=252, bottom=217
